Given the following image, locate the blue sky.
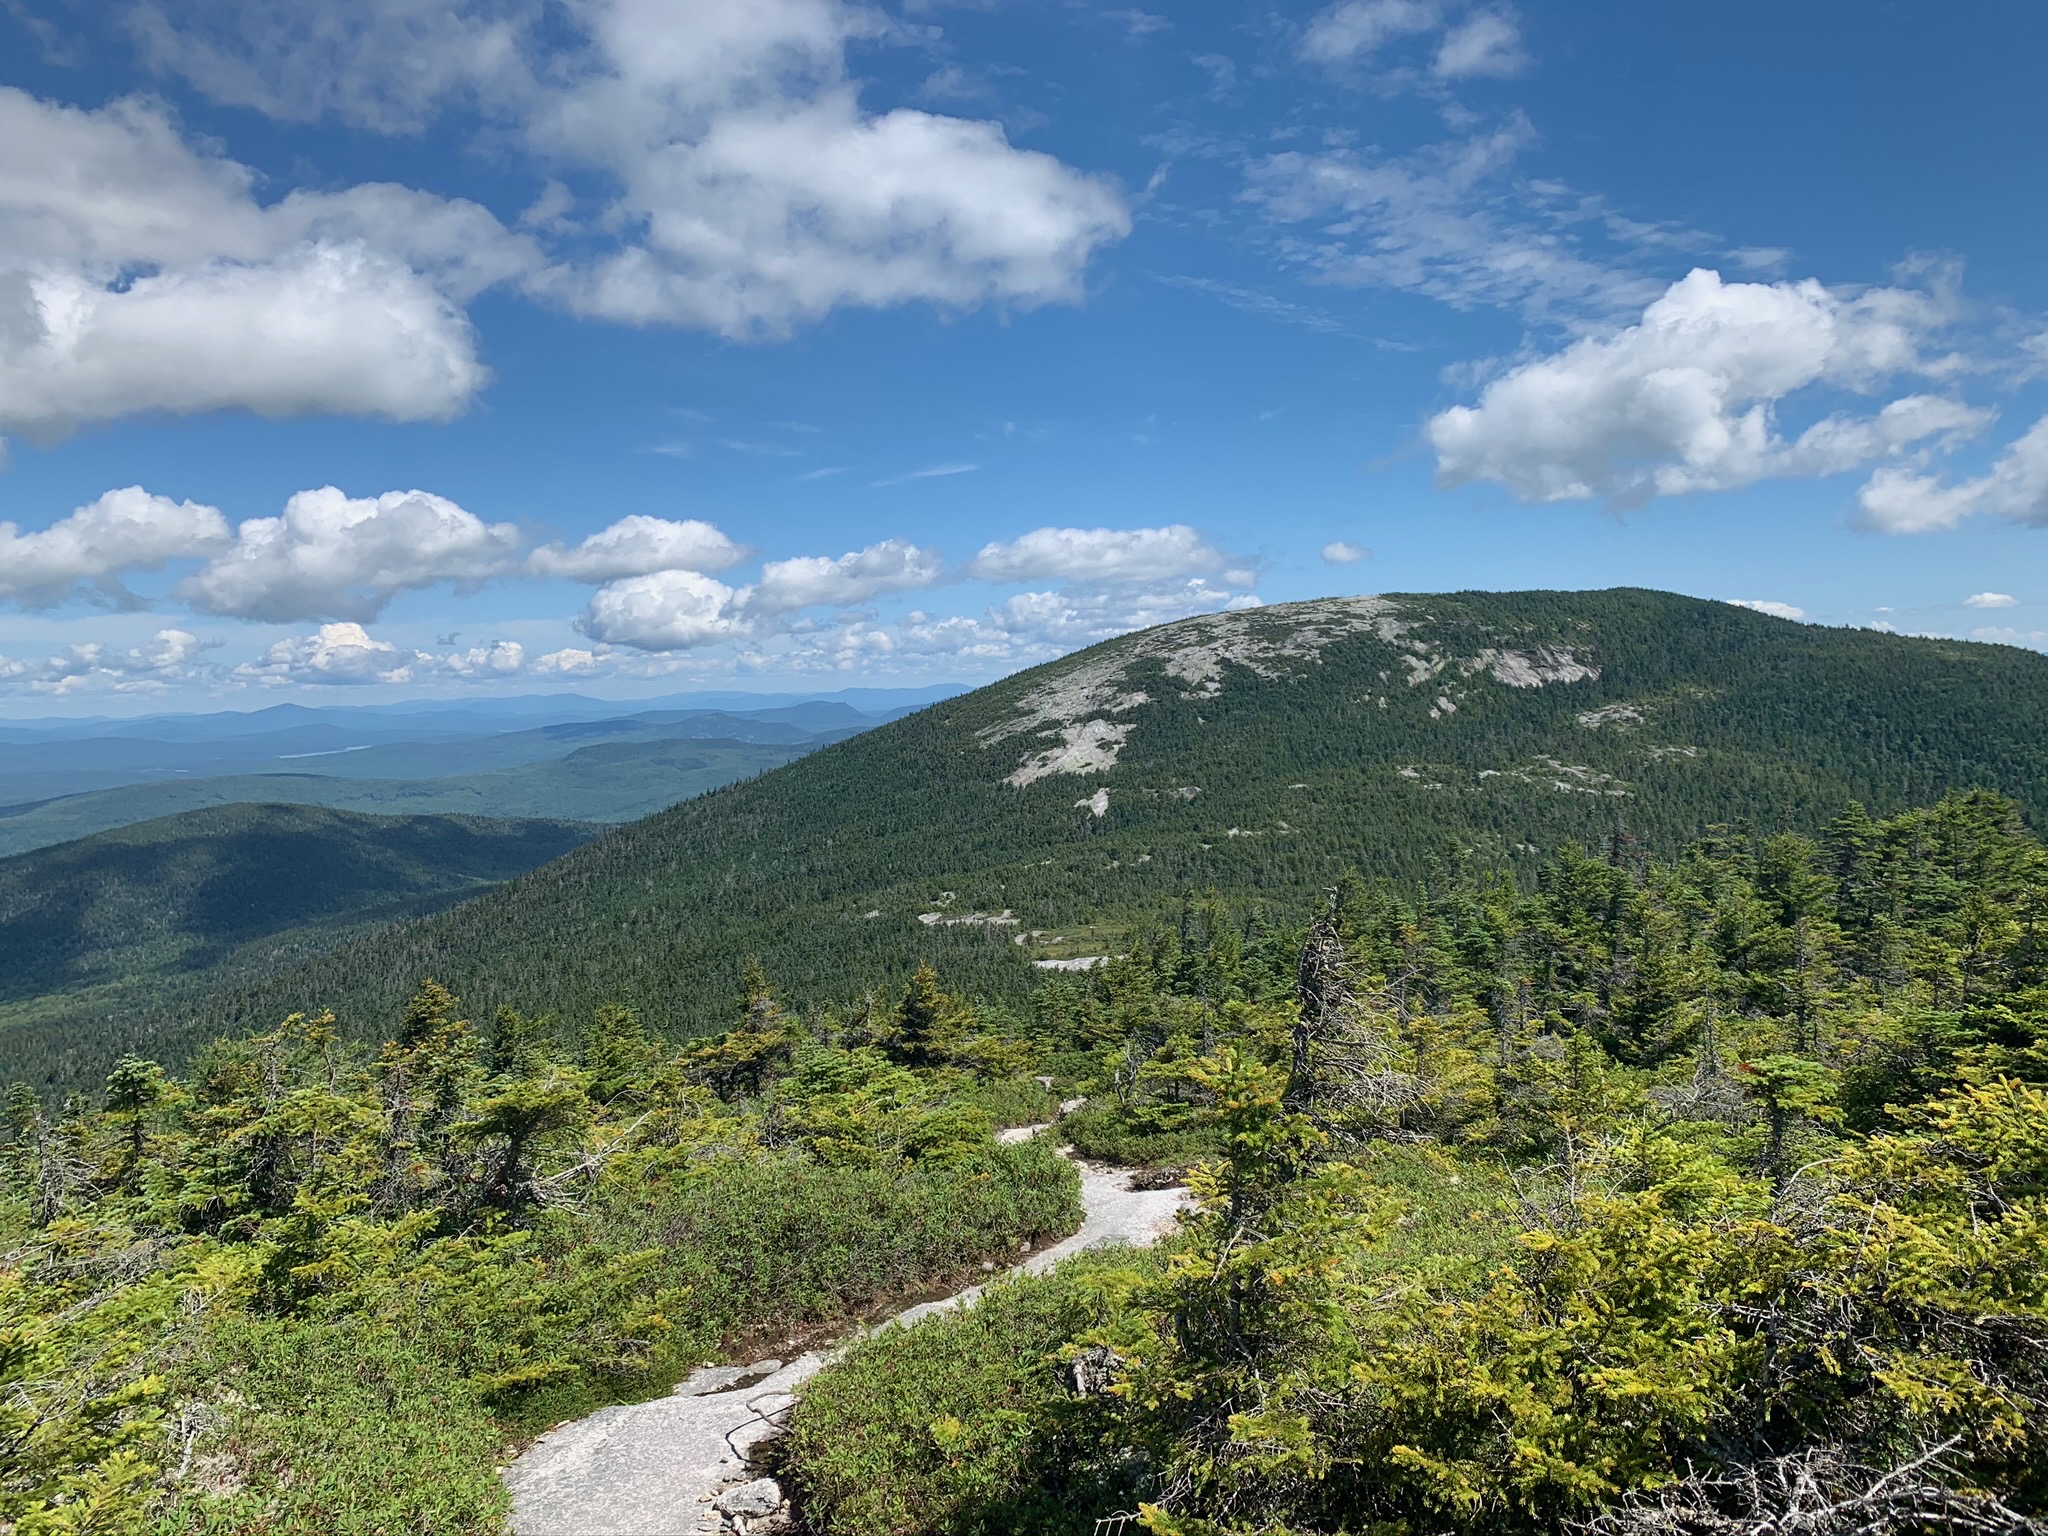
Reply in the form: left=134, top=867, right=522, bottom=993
left=1, top=0, right=2044, bottom=711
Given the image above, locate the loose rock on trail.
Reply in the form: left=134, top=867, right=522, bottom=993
left=502, top=1137, right=1189, bottom=1535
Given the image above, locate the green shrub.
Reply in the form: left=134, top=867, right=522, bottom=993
left=574, top=1137, right=1082, bottom=1374
left=1346, top=1142, right=1512, bottom=1292
left=786, top=1252, right=1151, bottom=1536
left=954, top=1075, right=1061, bottom=1129
left=151, top=1321, right=507, bottom=1536
left=1057, top=1103, right=1222, bottom=1168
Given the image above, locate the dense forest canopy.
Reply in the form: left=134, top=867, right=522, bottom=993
left=7, top=588, right=2043, bottom=1092
left=0, top=805, right=598, bottom=1006
left=0, top=805, right=601, bottom=1095
left=9, top=788, right=2048, bottom=1533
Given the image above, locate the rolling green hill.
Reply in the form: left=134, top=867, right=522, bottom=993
left=0, top=736, right=812, bottom=857
left=0, top=804, right=598, bottom=1077
left=7, top=587, right=2046, bottom=1085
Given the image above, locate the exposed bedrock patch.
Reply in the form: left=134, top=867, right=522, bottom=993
left=1578, top=702, right=1646, bottom=728
left=1468, top=645, right=1600, bottom=688
left=1005, top=719, right=1134, bottom=787
left=977, top=596, right=1599, bottom=787
left=981, top=597, right=1406, bottom=785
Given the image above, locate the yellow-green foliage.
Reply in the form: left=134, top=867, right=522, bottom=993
left=15, top=789, right=2048, bottom=1535
left=785, top=792, right=2048, bottom=1536
left=0, top=974, right=1081, bottom=1534
left=787, top=1255, right=1144, bottom=1536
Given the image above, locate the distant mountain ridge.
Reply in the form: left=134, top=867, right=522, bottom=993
left=0, top=804, right=598, bottom=1083
left=0, top=703, right=901, bottom=856
left=0, top=737, right=816, bottom=857
left=0, top=684, right=966, bottom=741
left=5, top=588, right=2045, bottom=1085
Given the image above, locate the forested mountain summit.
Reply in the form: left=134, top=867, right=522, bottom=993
left=15, top=586, right=2045, bottom=1080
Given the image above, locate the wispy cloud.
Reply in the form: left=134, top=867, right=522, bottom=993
left=1728, top=246, right=1793, bottom=275
left=1241, top=116, right=1684, bottom=327
left=794, top=466, right=850, bottom=482
left=721, top=438, right=802, bottom=457
left=1100, top=8, right=1171, bottom=40
left=1189, top=52, right=1236, bottom=98
left=871, top=463, right=980, bottom=488
left=1433, top=8, right=1529, bottom=80
left=1153, top=273, right=1356, bottom=337
left=646, top=442, right=694, bottom=458
left=1973, top=626, right=2048, bottom=648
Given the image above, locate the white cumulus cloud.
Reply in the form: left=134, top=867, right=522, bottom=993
left=533, top=646, right=603, bottom=675
left=0, top=246, right=487, bottom=443
left=753, top=539, right=944, bottom=614
left=3, top=0, right=1131, bottom=438
left=228, top=623, right=546, bottom=686
left=517, top=0, right=1130, bottom=338
left=761, top=573, right=1264, bottom=677
left=180, top=486, right=522, bottom=622
left=441, top=639, right=527, bottom=678
left=967, top=525, right=1247, bottom=586
left=547, top=102, right=1130, bottom=339
left=577, top=569, right=751, bottom=650
left=0, top=88, right=510, bottom=440
left=1856, top=413, right=2048, bottom=533
left=1724, top=599, right=1807, bottom=621
left=1965, top=592, right=2019, bottom=608
left=234, top=622, right=423, bottom=685
left=1428, top=268, right=1974, bottom=505
left=0, top=627, right=209, bottom=694
left=0, top=487, right=228, bottom=607
left=986, top=578, right=1256, bottom=648
left=527, top=515, right=750, bottom=582
left=577, top=536, right=944, bottom=651
left=1321, top=540, right=1369, bottom=565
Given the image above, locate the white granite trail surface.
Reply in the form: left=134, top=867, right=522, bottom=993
left=501, top=1132, right=1189, bottom=1536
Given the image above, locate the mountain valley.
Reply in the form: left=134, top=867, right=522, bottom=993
left=9, top=587, right=2038, bottom=1086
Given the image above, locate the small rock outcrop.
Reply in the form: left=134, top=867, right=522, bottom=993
left=713, top=1477, right=788, bottom=1531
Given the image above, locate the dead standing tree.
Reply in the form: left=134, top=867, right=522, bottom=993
left=1286, top=903, right=1425, bottom=1139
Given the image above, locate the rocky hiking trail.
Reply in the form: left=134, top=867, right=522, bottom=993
left=502, top=1129, right=1190, bottom=1535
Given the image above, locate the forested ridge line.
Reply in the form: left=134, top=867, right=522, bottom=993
left=8, top=581, right=2039, bottom=1097
left=10, top=587, right=2038, bottom=1091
